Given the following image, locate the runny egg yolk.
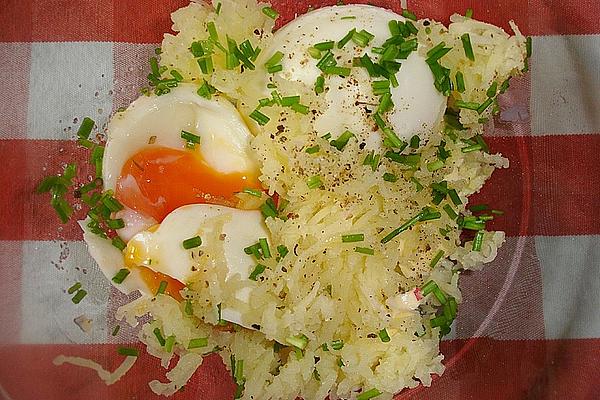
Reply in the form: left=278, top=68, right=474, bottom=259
left=115, top=146, right=261, bottom=222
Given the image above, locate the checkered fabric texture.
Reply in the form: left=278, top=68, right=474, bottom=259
left=0, top=0, right=599, bottom=399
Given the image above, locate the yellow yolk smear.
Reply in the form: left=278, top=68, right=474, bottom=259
left=115, top=146, right=261, bottom=222
left=115, top=146, right=261, bottom=299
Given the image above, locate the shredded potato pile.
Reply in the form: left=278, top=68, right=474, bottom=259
left=110, top=1, right=528, bottom=399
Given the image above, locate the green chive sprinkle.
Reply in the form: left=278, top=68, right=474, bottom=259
left=215, top=2, right=222, bottom=14
left=378, top=328, right=391, bottom=342
left=491, top=209, right=504, bottom=215
left=249, top=264, right=266, bottom=281
left=181, top=130, right=201, bottom=144
left=153, top=327, right=166, bottom=346
left=472, top=231, right=485, bottom=251
left=182, top=236, right=202, bottom=250
left=258, top=238, right=271, bottom=258
left=118, top=347, right=139, bottom=357
left=337, top=29, right=356, bottom=48
left=330, top=130, right=354, bottom=151
left=432, top=286, right=448, bottom=304
left=486, top=81, right=498, bottom=98
left=111, top=325, right=120, bottom=336
left=243, top=188, right=262, bottom=197
left=184, top=299, right=194, bottom=316
left=341, top=15, right=356, bottom=20
left=71, top=289, right=87, bottom=304
left=411, top=176, right=424, bottom=192
left=112, top=268, right=130, bottom=284
left=526, top=36, right=532, bottom=58
left=409, top=135, right=420, bottom=149
left=477, top=98, right=494, bottom=114
left=427, top=160, right=445, bottom=172
left=383, top=173, right=398, bottom=182
left=381, top=210, right=425, bottom=244
left=354, top=247, right=374, bottom=255
left=314, top=75, right=325, bottom=94
left=331, top=339, right=344, bottom=350
left=165, top=335, right=176, bottom=353
left=455, top=100, right=480, bottom=110
left=307, top=175, right=322, bottom=189
left=291, top=103, right=310, bottom=114
left=267, top=64, right=282, bottom=73
left=357, top=388, right=382, bottom=400
left=265, top=51, right=283, bottom=68
left=430, top=250, right=445, bottom=267
left=67, top=282, right=82, bottom=294
left=443, top=204, right=458, bottom=220
left=465, top=8, right=473, bottom=18
left=323, top=66, right=351, bottom=77
left=461, top=143, right=483, bottom=153
left=402, top=9, right=417, bottom=20
left=461, top=33, right=475, bottom=61
left=455, top=71, right=466, bottom=93
left=157, top=280, right=168, bottom=295
left=188, top=337, right=209, bottom=349
left=262, top=6, right=279, bottom=19
left=448, top=189, right=462, bottom=205
left=314, top=41, right=335, bottom=51
left=277, top=245, right=289, bottom=259
left=77, top=117, right=95, bottom=140
left=342, top=233, right=364, bottom=243
left=249, top=109, right=270, bottom=126
left=286, top=334, right=309, bottom=350
left=421, top=280, right=437, bottom=296
left=305, top=145, right=320, bottom=154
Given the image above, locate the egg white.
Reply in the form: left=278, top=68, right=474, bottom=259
left=263, top=5, right=446, bottom=142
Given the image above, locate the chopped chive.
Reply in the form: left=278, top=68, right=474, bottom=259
left=106, top=218, right=125, bottom=229
left=77, top=117, right=95, bottom=140
left=184, top=299, right=194, bottom=316
left=341, top=15, right=356, bottom=20
left=455, top=71, right=466, bottom=93
left=267, top=63, right=282, bottom=73
left=526, top=36, right=532, bottom=58
left=337, top=29, right=356, bottom=48
left=486, top=81, right=498, bottom=98
left=331, top=339, right=344, bottom=350
left=351, top=29, right=374, bottom=47
left=308, top=46, right=321, bottom=59
left=316, top=50, right=336, bottom=71
left=153, top=327, right=166, bottom=346
left=357, top=388, right=382, bottom=400
left=181, top=130, right=201, bottom=145
left=430, top=250, right=445, bottom=267
left=385, top=151, right=420, bottom=166
left=305, top=145, right=320, bottom=154
left=443, top=204, right=458, bottom=220
left=461, top=33, right=475, bottom=61
left=371, top=80, right=390, bottom=95
left=491, top=209, right=504, bottom=215
left=410, top=176, right=424, bottom=192
left=323, top=66, right=351, bottom=76
left=258, top=238, right=271, bottom=258
left=465, top=8, right=473, bottom=18
left=242, top=188, right=262, bottom=197
left=342, top=233, right=364, bottom=243
left=378, top=329, right=391, bottom=342
left=314, top=41, right=335, bottom=51
left=313, top=368, right=321, bottom=381
left=402, top=9, right=417, bottom=20
left=307, top=175, right=322, bottom=189
left=291, top=103, right=310, bottom=114
left=383, top=173, right=397, bottom=182
left=182, top=236, right=202, bottom=249
left=215, top=2, right=222, bottom=14
left=470, top=205, right=489, bottom=213
left=149, top=57, right=160, bottom=77
left=427, top=160, right=444, bottom=172
left=112, top=268, right=130, bottom=284
left=461, top=143, right=483, bottom=153
left=321, top=132, right=332, bottom=140
left=321, top=343, right=329, bottom=351
left=101, top=195, right=124, bottom=213
left=164, top=335, right=176, bottom=353
left=477, top=98, right=494, bottom=114
left=118, top=347, right=139, bottom=357
left=426, top=41, right=446, bottom=57
left=67, top=282, right=81, bottom=294
left=359, top=53, right=377, bottom=76
left=472, top=231, right=485, bottom=251
left=382, top=128, right=405, bottom=149
left=261, top=198, right=277, bottom=219
left=286, top=334, right=309, bottom=350
left=432, top=286, right=447, bottom=304
left=156, top=280, right=168, bottom=295
left=188, top=337, right=209, bottom=349
left=280, top=96, right=300, bottom=107
left=409, top=135, right=420, bottom=149
left=330, top=130, right=354, bottom=151
left=462, top=220, right=486, bottom=231
left=421, top=210, right=441, bottom=221
left=421, top=280, right=437, bottom=296
left=71, top=289, right=87, bottom=304
left=249, top=264, right=266, bottom=281
left=381, top=210, right=425, bottom=243
left=249, top=109, right=270, bottom=126
left=277, top=245, right=289, bottom=259
left=197, top=80, right=216, bottom=99
left=448, top=297, right=458, bottom=319
left=354, top=247, right=374, bottom=255
left=262, top=6, right=279, bottom=19
left=265, top=51, right=284, bottom=68
left=448, top=189, right=462, bottom=205
left=314, top=75, right=325, bottom=94
left=377, top=92, right=394, bottom=114
left=170, top=69, right=184, bottom=82
left=111, top=325, right=120, bottom=336
left=455, top=100, right=480, bottom=110
left=207, top=21, right=219, bottom=41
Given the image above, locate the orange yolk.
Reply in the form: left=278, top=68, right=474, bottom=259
left=115, top=146, right=261, bottom=222
left=134, top=265, right=185, bottom=301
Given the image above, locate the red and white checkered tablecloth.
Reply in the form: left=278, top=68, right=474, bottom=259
left=1, top=0, right=599, bottom=399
